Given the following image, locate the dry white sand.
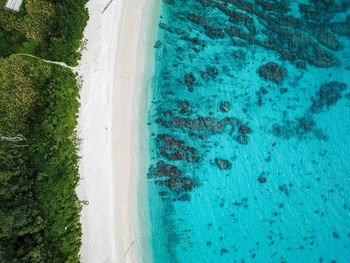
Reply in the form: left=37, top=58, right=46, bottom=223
left=77, top=0, right=160, bottom=262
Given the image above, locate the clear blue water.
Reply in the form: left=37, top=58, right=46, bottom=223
left=146, top=0, right=350, bottom=262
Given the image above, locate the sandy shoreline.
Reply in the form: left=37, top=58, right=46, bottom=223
left=77, top=0, right=159, bottom=262
left=112, top=0, right=160, bottom=261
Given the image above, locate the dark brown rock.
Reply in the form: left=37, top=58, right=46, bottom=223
left=187, top=13, right=206, bottom=25
left=237, top=135, right=249, bottom=145
left=239, top=125, right=252, bottom=134
left=178, top=193, right=191, bottom=201
left=310, top=81, right=348, bottom=113
left=156, top=177, right=196, bottom=192
left=153, top=40, right=162, bottom=48
left=184, top=73, right=196, bottom=86
left=148, top=161, right=182, bottom=178
left=258, top=175, right=267, bottom=183
left=330, top=15, right=350, bottom=38
left=215, top=158, right=232, bottom=170
left=258, top=62, right=287, bottom=84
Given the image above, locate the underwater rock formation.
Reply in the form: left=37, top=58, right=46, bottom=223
left=310, top=81, right=348, bottom=113
left=190, top=0, right=345, bottom=68
left=237, top=135, right=249, bottom=145
left=258, top=174, right=267, bottom=184
left=330, top=15, right=350, bottom=38
left=258, top=62, right=287, bottom=84
left=156, top=134, right=200, bottom=163
left=155, top=177, right=196, bottom=193
left=215, top=158, right=232, bottom=170
left=272, top=81, right=347, bottom=140
left=220, top=101, right=231, bottom=112
left=238, top=125, right=252, bottom=134
left=148, top=161, right=182, bottom=178
left=157, top=115, right=240, bottom=134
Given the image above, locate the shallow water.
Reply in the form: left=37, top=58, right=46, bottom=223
left=146, top=0, right=350, bottom=262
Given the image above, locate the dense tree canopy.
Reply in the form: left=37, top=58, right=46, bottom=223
left=0, top=0, right=88, bottom=260
left=0, top=0, right=89, bottom=65
left=0, top=57, right=82, bottom=262
left=0, top=56, right=48, bottom=133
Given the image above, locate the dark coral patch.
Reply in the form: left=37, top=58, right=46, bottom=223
left=148, top=161, right=182, bottom=178
left=156, top=177, right=196, bottom=193
left=215, top=158, right=232, bottom=170
left=258, top=62, right=287, bottom=84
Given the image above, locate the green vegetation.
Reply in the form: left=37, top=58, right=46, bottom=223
left=0, top=56, right=82, bottom=263
left=0, top=0, right=89, bottom=66
left=0, top=0, right=89, bottom=261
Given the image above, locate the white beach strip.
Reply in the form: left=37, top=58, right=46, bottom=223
left=77, top=0, right=160, bottom=262
left=76, top=0, right=124, bottom=262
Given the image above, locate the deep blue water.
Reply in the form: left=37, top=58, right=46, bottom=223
left=146, top=0, right=350, bottom=262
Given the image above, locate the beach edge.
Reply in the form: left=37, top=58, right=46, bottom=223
left=112, top=0, right=160, bottom=261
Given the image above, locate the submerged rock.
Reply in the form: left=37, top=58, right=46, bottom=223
left=156, top=177, right=196, bottom=193
left=238, top=125, right=252, bottom=134
left=156, top=134, right=200, bottom=163
left=220, top=248, right=229, bottom=255
left=148, top=161, right=182, bottom=178
left=215, top=158, right=232, bottom=170
left=187, top=13, right=206, bottom=25
left=178, top=193, right=191, bottom=201
left=220, top=101, right=231, bottom=112
left=330, top=15, right=350, bottom=38
left=279, top=184, right=291, bottom=196
left=296, top=62, right=307, bottom=69
left=310, top=81, right=348, bottom=113
left=184, top=73, right=196, bottom=87
left=233, top=49, right=245, bottom=58
left=258, top=62, right=287, bottom=84
left=154, top=40, right=162, bottom=48
left=177, top=100, right=190, bottom=114
left=206, top=66, right=219, bottom=75
left=157, top=115, right=240, bottom=134
left=258, top=175, right=267, bottom=184
left=162, top=0, right=174, bottom=4
left=272, top=116, right=317, bottom=140
left=237, top=135, right=249, bottom=145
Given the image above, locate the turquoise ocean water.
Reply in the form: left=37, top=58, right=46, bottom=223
left=146, top=0, right=350, bottom=262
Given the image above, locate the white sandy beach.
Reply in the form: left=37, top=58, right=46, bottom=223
left=77, top=0, right=160, bottom=262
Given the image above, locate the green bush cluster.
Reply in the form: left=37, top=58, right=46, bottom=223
left=0, top=0, right=89, bottom=66
left=0, top=56, right=82, bottom=262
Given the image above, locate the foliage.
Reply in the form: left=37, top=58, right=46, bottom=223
left=42, top=0, right=89, bottom=66
left=0, top=56, right=82, bottom=262
left=0, top=56, right=49, bottom=133
left=0, top=0, right=88, bottom=260
left=0, top=0, right=89, bottom=66
left=0, top=0, right=54, bottom=42
left=22, top=0, right=55, bottom=42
